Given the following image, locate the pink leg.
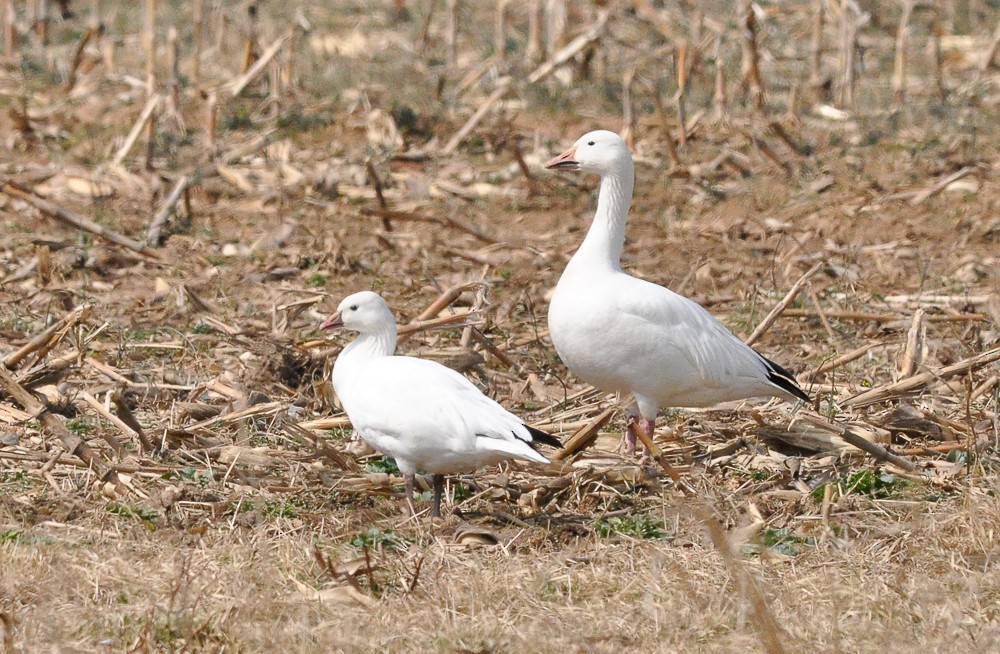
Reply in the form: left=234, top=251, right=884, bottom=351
left=623, top=406, right=655, bottom=457
left=403, top=472, right=417, bottom=516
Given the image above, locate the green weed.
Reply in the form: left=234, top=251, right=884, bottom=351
left=350, top=527, right=410, bottom=552
left=106, top=502, right=159, bottom=524
left=66, top=417, right=95, bottom=436
left=365, top=456, right=399, bottom=474
left=594, top=513, right=663, bottom=539
left=751, top=527, right=815, bottom=557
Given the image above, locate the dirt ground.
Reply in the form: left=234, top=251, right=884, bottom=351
left=3, top=1, right=1000, bottom=652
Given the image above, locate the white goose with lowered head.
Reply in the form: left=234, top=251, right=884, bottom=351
left=322, top=291, right=561, bottom=517
left=545, top=130, right=809, bottom=453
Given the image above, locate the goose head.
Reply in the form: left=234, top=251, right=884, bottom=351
left=321, top=291, right=395, bottom=333
left=545, top=130, right=632, bottom=176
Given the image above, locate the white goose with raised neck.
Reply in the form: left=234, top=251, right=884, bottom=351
left=544, top=130, right=810, bottom=455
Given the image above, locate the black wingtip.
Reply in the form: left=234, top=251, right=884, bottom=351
left=524, top=424, right=563, bottom=450
left=762, top=355, right=811, bottom=404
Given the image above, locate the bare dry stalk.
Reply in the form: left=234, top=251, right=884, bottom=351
left=838, top=429, right=919, bottom=472
left=87, top=357, right=193, bottom=392
left=89, top=0, right=102, bottom=29
left=446, top=0, right=459, bottom=67
left=896, top=308, right=926, bottom=379
left=892, top=1, right=915, bottom=108
left=15, top=345, right=80, bottom=390
left=630, top=424, right=788, bottom=652
left=361, top=207, right=492, bottom=244
left=213, top=0, right=227, bottom=53
left=397, top=312, right=473, bottom=342
left=191, top=0, right=203, bottom=85
left=414, top=282, right=480, bottom=321
left=544, top=0, right=567, bottom=58
left=700, top=511, right=790, bottom=654
left=528, top=10, right=608, bottom=85
left=282, top=11, right=310, bottom=92
left=36, top=243, right=51, bottom=286
left=78, top=391, right=128, bottom=457
left=228, top=29, right=291, bottom=98
left=781, top=306, right=985, bottom=323
left=143, top=108, right=157, bottom=172
left=494, top=0, right=508, bottom=62
left=971, top=376, right=999, bottom=402
left=785, top=83, right=800, bottom=119
left=509, top=140, right=537, bottom=196
left=689, top=10, right=703, bottom=77
left=64, top=25, right=99, bottom=94
left=441, top=87, right=510, bottom=157
left=768, top=120, right=808, bottom=156
left=809, top=0, right=825, bottom=100
left=843, top=346, right=1000, bottom=408
left=460, top=280, right=488, bottom=348
left=910, top=165, right=978, bottom=205
left=3, top=0, right=16, bottom=57
left=632, top=0, right=674, bottom=40
left=363, top=162, right=387, bottom=212
left=111, top=390, right=155, bottom=452
left=274, top=47, right=287, bottom=99
left=646, top=81, right=682, bottom=167
left=0, top=364, right=122, bottom=491
left=621, top=66, right=637, bottom=148
left=241, top=1, right=258, bottom=74
left=415, top=0, right=439, bottom=54
left=3, top=305, right=90, bottom=369
left=102, top=27, right=115, bottom=71
left=10, top=99, right=34, bottom=136
left=931, top=9, right=944, bottom=98
left=35, top=0, right=48, bottom=44
left=717, top=151, right=752, bottom=177
left=745, top=262, right=822, bottom=346
left=143, top=0, right=155, bottom=96
left=807, top=287, right=835, bottom=339
left=186, top=401, right=287, bottom=432
left=742, top=129, right=793, bottom=176
left=147, top=175, right=190, bottom=246
left=0, top=179, right=163, bottom=259
left=441, top=10, right=608, bottom=155
left=740, top=0, right=765, bottom=111
left=981, top=16, right=1000, bottom=71
left=526, top=0, right=542, bottom=62
left=217, top=128, right=274, bottom=164
left=441, top=88, right=510, bottom=155
left=800, top=341, right=894, bottom=383
left=166, top=26, right=179, bottom=108
left=364, top=161, right=392, bottom=230
left=712, top=34, right=726, bottom=122
left=298, top=416, right=352, bottom=432
left=549, top=406, right=615, bottom=460
left=838, top=6, right=868, bottom=108
left=205, top=91, right=218, bottom=151
left=111, top=93, right=161, bottom=166
left=0, top=448, right=151, bottom=472
left=674, top=40, right=688, bottom=147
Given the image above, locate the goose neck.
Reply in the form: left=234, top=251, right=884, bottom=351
left=573, top=165, right=634, bottom=271
left=335, top=325, right=397, bottom=374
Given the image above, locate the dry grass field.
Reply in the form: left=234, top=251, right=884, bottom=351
left=3, top=0, right=1000, bottom=651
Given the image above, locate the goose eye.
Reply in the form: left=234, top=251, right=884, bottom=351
left=350, top=304, right=358, bottom=311
left=587, top=141, right=595, bottom=146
